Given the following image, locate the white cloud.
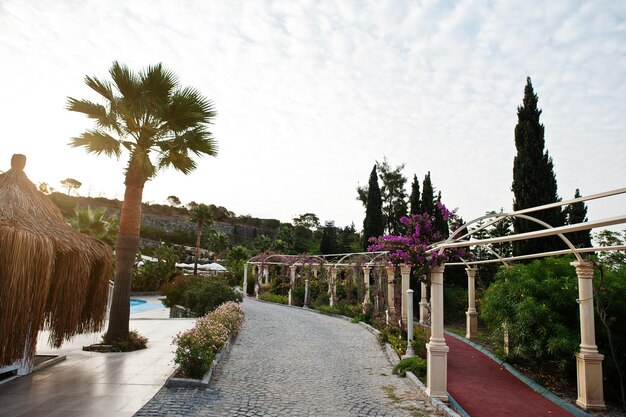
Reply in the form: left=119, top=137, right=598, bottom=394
left=1, top=0, right=625, bottom=230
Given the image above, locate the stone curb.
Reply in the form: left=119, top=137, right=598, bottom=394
left=405, top=372, right=463, bottom=417
left=165, top=332, right=238, bottom=388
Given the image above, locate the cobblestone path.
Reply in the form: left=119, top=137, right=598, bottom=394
left=135, top=299, right=443, bottom=417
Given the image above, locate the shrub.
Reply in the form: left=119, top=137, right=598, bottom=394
left=160, top=274, right=189, bottom=308
left=258, top=293, right=288, bottom=304
left=393, top=357, right=427, bottom=378
left=173, top=302, right=244, bottom=379
left=182, top=276, right=243, bottom=316
left=208, top=302, right=245, bottom=333
left=102, top=330, right=148, bottom=352
left=481, top=257, right=579, bottom=377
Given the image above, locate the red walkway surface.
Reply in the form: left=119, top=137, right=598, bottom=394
left=446, top=335, right=575, bottom=417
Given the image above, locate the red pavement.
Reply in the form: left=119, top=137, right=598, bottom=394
left=446, top=334, right=575, bottom=417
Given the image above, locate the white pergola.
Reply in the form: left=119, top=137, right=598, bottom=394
left=244, top=187, right=626, bottom=411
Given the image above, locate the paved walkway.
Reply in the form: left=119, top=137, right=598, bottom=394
left=136, top=299, right=444, bottom=417
left=0, top=297, right=194, bottom=417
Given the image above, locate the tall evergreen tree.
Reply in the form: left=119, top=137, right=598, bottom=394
left=320, top=223, right=338, bottom=255
left=512, top=77, right=564, bottom=256
left=377, top=158, right=408, bottom=235
left=362, top=165, right=384, bottom=250
left=565, top=189, right=592, bottom=249
left=421, top=171, right=435, bottom=215
left=433, top=191, right=449, bottom=239
left=409, top=174, right=421, bottom=215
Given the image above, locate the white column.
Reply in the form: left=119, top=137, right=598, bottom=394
left=263, top=265, right=269, bottom=285
left=400, top=264, right=411, bottom=325
left=571, top=261, right=605, bottom=410
left=362, top=266, right=371, bottom=306
left=288, top=265, right=297, bottom=306
left=243, top=263, right=248, bottom=297
left=330, top=268, right=337, bottom=307
left=426, top=264, right=449, bottom=401
left=386, top=265, right=396, bottom=314
left=304, top=279, right=309, bottom=307
left=403, top=289, right=415, bottom=359
left=419, top=280, right=428, bottom=324
left=312, top=266, right=319, bottom=279
left=465, top=268, right=478, bottom=339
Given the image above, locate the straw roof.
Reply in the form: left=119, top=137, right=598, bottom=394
left=0, top=155, right=113, bottom=366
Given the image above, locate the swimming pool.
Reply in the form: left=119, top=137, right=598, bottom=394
left=130, top=299, right=147, bottom=307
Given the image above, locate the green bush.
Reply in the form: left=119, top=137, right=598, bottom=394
left=182, top=276, right=243, bottom=316
left=393, top=357, right=427, bottom=378
left=315, top=303, right=361, bottom=318
left=258, top=293, right=288, bottom=304
left=481, top=257, right=579, bottom=377
left=102, top=330, right=148, bottom=352
left=444, top=285, right=467, bottom=323
left=160, top=274, right=189, bottom=307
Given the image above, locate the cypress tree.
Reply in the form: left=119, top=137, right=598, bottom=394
left=409, top=174, right=421, bottom=215
left=564, top=189, right=592, bottom=249
left=421, top=172, right=435, bottom=216
left=320, top=224, right=338, bottom=255
left=433, top=191, right=449, bottom=239
left=512, top=77, right=565, bottom=256
left=362, top=165, right=385, bottom=250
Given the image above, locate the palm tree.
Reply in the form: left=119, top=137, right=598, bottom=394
left=68, top=205, right=118, bottom=247
left=189, top=203, right=212, bottom=275
left=67, top=61, right=217, bottom=342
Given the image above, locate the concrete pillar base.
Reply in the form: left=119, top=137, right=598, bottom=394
left=466, top=310, right=478, bottom=339
left=288, top=289, right=292, bottom=306
left=576, top=351, right=606, bottom=410
left=426, top=342, right=449, bottom=401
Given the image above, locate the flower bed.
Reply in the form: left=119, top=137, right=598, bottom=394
left=168, top=301, right=244, bottom=385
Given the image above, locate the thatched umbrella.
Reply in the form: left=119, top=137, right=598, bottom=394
left=0, top=154, right=113, bottom=367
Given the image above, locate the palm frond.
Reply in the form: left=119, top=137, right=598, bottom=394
left=158, top=150, right=196, bottom=175
left=66, top=98, right=108, bottom=122
left=84, top=75, right=114, bottom=101
left=140, top=63, right=178, bottom=104
left=128, top=149, right=156, bottom=181
left=69, top=130, right=122, bottom=158
left=109, top=61, right=141, bottom=101
left=163, top=87, right=216, bottom=131
left=175, top=127, right=218, bottom=157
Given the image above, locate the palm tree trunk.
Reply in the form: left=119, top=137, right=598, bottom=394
left=194, top=222, right=202, bottom=275
left=106, top=169, right=145, bottom=343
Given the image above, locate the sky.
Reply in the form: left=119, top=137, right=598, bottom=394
left=1, top=0, right=625, bottom=231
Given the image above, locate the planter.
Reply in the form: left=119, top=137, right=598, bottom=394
left=165, top=333, right=236, bottom=388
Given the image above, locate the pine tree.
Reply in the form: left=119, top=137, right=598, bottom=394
left=409, top=174, right=421, bottom=215
left=565, top=189, right=592, bottom=249
left=421, top=172, right=435, bottom=216
left=362, top=165, right=385, bottom=250
left=512, top=77, right=565, bottom=256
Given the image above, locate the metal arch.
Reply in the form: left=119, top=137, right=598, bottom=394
left=431, top=211, right=583, bottom=263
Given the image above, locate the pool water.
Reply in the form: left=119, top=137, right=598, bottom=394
left=129, top=298, right=163, bottom=314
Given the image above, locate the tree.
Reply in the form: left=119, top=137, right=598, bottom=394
left=206, top=230, right=230, bottom=259
left=362, top=165, right=384, bottom=250
left=356, top=184, right=368, bottom=207
left=61, top=178, right=82, bottom=196
left=433, top=191, right=449, bottom=239
left=67, top=61, right=217, bottom=342
left=564, top=189, right=592, bottom=249
left=409, top=174, right=421, bottom=215
left=293, top=213, right=320, bottom=230
left=167, top=195, right=181, bottom=207
left=377, top=157, right=408, bottom=235
left=319, top=223, right=338, bottom=254
left=68, top=205, right=118, bottom=247
left=512, top=77, right=564, bottom=256
left=421, top=172, right=435, bottom=215
left=38, top=182, right=53, bottom=195
left=189, top=203, right=213, bottom=274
